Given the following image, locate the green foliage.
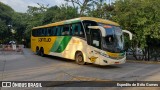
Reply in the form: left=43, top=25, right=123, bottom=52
left=0, top=2, right=14, bottom=23
left=0, top=2, right=14, bottom=43
left=112, top=0, right=160, bottom=48
left=24, top=4, right=48, bottom=41
left=65, top=0, right=105, bottom=16
left=42, top=4, right=78, bottom=24
left=0, top=19, right=7, bottom=43
left=88, top=2, right=114, bottom=19
left=12, top=13, right=28, bottom=43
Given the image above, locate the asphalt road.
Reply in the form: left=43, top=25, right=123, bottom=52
left=0, top=48, right=160, bottom=90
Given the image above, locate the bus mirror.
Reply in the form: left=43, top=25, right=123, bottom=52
left=88, top=26, right=106, bottom=37
left=88, top=26, right=99, bottom=29
left=122, top=30, right=132, bottom=40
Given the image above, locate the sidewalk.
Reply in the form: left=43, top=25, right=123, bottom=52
left=0, top=45, right=23, bottom=55
left=127, top=60, right=160, bottom=64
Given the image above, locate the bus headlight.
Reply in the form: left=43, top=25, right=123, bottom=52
left=100, top=52, right=109, bottom=58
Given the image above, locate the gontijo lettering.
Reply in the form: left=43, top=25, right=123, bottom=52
left=38, top=38, right=51, bottom=42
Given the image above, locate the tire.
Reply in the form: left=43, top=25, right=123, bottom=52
left=36, top=47, right=39, bottom=55
left=40, top=48, right=45, bottom=57
left=75, top=52, right=86, bottom=65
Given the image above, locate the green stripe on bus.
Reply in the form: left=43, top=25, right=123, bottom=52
left=55, top=36, right=72, bottom=53
left=120, top=52, right=125, bottom=56
left=64, top=20, right=80, bottom=24
left=50, top=36, right=64, bottom=52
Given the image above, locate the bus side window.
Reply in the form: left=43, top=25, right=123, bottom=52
left=72, top=24, right=78, bottom=36
left=70, top=25, right=73, bottom=35
left=62, top=25, right=70, bottom=36
left=48, top=28, right=51, bottom=36
left=56, top=26, right=61, bottom=36
left=90, top=29, right=101, bottom=49
left=84, top=23, right=90, bottom=35
left=32, top=30, right=35, bottom=37
left=35, top=30, right=37, bottom=37
left=45, top=28, right=48, bottom=36
left=36, top=29, right=39, bottom=37
left=41, top=28, right=45, bottom=36
left=51, top=27, right=56, bottom=36
left=71, top=24, right=75, bottom=35
left=72, top=23, right=85, bottom=38
left=38, top=29, right=42, bottom=36
left=83, top=21, right=97, bottom=34
left=83, top=21, right=98, bottom=44
left=78, top=23, right=85, bottom=38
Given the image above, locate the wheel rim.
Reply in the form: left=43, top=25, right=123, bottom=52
left=36, top=49, right=39, bottom=54
left=78, top=56, right=83, bottom=62
left=77, top=55, right=83, bottom=63
left=41, top=50, right=44, bottom=56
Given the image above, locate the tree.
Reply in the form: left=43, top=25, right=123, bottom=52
left=112, top=0, right=160, bottom=60
left=42, top=4, right=79, bottom=24
left=0, top=19, right=7, bottom=43
left=65, top=0, right=105, bottom=16
left=0, top=2, right=14, bottom=43
left=12, top=12, right=28, bottom=43
left=88, top=1, right=114, bottom=19
left=0, top=2, right=14, bottom=23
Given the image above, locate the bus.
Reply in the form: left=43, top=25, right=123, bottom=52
left=31, top=17, right=132, bottom=65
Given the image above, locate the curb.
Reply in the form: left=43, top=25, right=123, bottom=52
left=127, top=60, right=160, bottom=64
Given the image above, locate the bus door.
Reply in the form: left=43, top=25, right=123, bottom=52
left=87, top=29, right=101, bottom=64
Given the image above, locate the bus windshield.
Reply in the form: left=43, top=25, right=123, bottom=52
left=99, top=24, right=124, bottom=53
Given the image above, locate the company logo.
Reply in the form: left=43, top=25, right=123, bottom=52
left=1, top=82, right=42, bottom=87
left=89, top=56, right=98, bottom=63
left=2, top=82, right=11, bottom=87
left=38, top=38, right=51, bottom=42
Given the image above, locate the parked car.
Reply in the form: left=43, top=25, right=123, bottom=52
left=126, top=49, right=133, bottom=55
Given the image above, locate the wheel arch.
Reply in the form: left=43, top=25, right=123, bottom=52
left=75, top=50, right=87, bottom=62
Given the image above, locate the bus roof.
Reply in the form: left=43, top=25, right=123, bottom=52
left=32, top=17, right=120, bottom=29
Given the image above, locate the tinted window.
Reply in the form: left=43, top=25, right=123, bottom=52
left=91, top=29, right=101, bottom=49
left=61, top=25, right=70, bottom=36
left=71, top=22, right=85, bottom=38
left=55, top=26, right=61, bottom=36
left=48, top=28, right=51, bottom=36
left=83, top=21, right=98, bottom=35
left=38, top=29, right=41, bottom=36
left=50, top=27, right=56, bottom=36
left=32, top=30, right=36, bottom=36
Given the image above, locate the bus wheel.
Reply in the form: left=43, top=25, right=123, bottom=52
left=36, top=47, right=39, bottom=55
left=40, top=48, right=45, bottom=57
left=75, top=52, right=86, bottom=65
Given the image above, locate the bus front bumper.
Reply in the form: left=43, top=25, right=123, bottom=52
left=99, top=57, right=126, bottom=65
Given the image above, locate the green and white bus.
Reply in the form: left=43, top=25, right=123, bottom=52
left=31, top=17, right=132, bottom=65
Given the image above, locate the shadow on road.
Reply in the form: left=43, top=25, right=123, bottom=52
left=43, top=55, right=121, bottom=69
left=44, top=55, right=75, bottom=63
left=86, top=64, right=121, bottom=69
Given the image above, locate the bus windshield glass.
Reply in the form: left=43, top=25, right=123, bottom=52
left=99, top=24, right=124, bottom=53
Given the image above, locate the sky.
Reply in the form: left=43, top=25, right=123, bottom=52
left=0, top=0, right=113, bottom=13
left=0, top=0, right=66, bottom=12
